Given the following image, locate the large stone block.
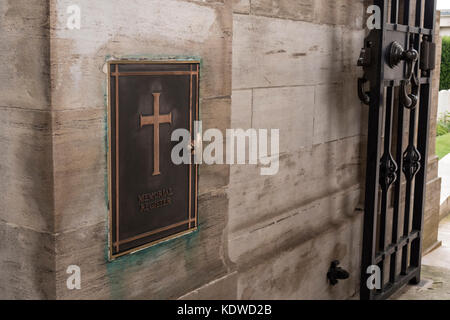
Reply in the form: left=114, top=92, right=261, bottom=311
left=313, top=76, right=362, bottom=145
left=50, top=0, right=232, bottom=111
left=0, top=0, right=50, bottom=111
left=0, top=107, right=53, bottom=232
left=231, top=89, right=252, bottom=129
left=249, top=0, right=365, bottom=28
left=0, top=222, right=55, bottom=299
left=423, top=177, right=441, bottom=251
left=250, top=0, right=314, bottom=22
left=235, top=215, right=362, bottom=299
left=52, top=108, right=107, bottom=233
left=233, top=0, right=250, bottom=14
left=227, top=135, right=362, bottom=235
left=229, top=185, right=361, bottom=265
left=232, top=14, right=347, bottom=90
left=0, top=0, right=49, bottom=38
left=252, top=86, right=314, bottom=153
left=313, top=0, right=365, bottom=29
left=198, top=97, right=231, bottom=195
left=55, top=192, right=233, bottom=299
left=342, top=27, right=367, bottom=76
left=49, top=0, right=233, bottom=300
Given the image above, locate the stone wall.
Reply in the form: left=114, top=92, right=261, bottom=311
left=227, top=0, right=366, bottom=300
left=423, top=11, right=442, bottom=253
left=49, top=0, right=233, bottom=299
left=0, top=0, right=55, bottom=299
left=0, top=0, right=442, bottom=300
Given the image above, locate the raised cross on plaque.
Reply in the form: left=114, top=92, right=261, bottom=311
left=140, top=92, right=172, bottom=176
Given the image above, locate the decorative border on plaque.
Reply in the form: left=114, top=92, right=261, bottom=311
left=107, top=60, right=200, bottom=259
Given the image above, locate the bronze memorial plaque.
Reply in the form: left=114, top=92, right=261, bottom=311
left=108, top=61, right=199, bottom=258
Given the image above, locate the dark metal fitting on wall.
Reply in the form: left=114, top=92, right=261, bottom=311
left=327, top=260, right=350, bottom=286
left=357, top=37, right=375, bottom=105
left=358, top=78, right=370, bottom=105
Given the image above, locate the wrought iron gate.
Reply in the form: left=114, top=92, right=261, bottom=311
left=358, top=0, right=437, bottom=300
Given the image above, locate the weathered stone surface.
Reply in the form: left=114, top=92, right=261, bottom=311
left=314, top=0, right=365, bottom=29
left=249, top=0, right=365, bottom=28
left=228, top=135, right=362, bottom=234
left=55, top=192, right=233, bottom=299
left=232, top=14, right=359, bottom=90
left=229, top=185, right=361, bottom=264
left=52, top=108, right=107, bottom=233
left=392, top=265, right=450, bottom=300
left=313, top=76, right=362, bottom=144
left=231, top=89, right=252, bottom=129
left=178, top=272, right=238, bottom=300
left=198, top=97, right=231, bottom=195
left=233, top=0, right=250, bottom=14
left=0, top=222, right=55, bottom=299
left=0, top=0, right=442, bottom=301
left=429, top=14, right=441, bottom=159
left=422, top=12, right=442, bottom=253
left=252, top=86, right=314, bottom=153
left=0, top=107, right=53, bottom=232
left=0, top=0, right=54, bottom=300
left=228, top=5, right=366, bottom=299
left=235, top=215, right=362, bottom=299
left=423, top=177, right=441, bottom=251
left=48, top=0, right=234, bottom=299
left=50, top=0, right=232, bottom=110
left=428, top=156, right=439, bottom=181
left=0, top=0, right=50, bottom=111
left=250, top=0, right=314, bottom=22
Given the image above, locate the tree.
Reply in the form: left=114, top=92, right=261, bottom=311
left=441, top=36, right=450, bottom=91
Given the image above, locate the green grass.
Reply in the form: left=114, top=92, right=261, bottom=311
left=436, top=133, right=450, bottom=160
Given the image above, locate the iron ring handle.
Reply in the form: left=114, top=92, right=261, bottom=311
left=389, top=41, right=419, bottom=109
left=358, top=78, right=370, bottom=105
left=400, top=77, right=418, bottom=110
left=405, top=50, right=419, bottom=80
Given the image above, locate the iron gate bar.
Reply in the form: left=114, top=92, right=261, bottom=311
left=401, top=0, right=423, bottom=278
left=360, top=0, right=387, bottom=301
left=359, top=0, right=436, bottom=300
left=401, top=106, right=416, bottom=275
left=390, top=85, right=403, bottom=284
left=391, top=0, right=399, bottom=24
left=376, top=230, right=420, bottom=264
left=384, top=77, right=431, bottom=86
left=375, top=267, right=420, bottom=300
left=378, top=85, right=396, bottom=290
left=385, top=24, right=433, bottom=35
left=389, top=0, right=405, bottom=277
left=410, top=0, right=437, bottom=280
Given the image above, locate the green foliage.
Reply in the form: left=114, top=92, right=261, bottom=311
left=437, top=111, right=450, bottom=136
left=438, top=123, right=448, bottom=136
left=441, top=36, right=450, bottom=90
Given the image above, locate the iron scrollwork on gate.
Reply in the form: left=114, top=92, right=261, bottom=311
left=380, top=152, right=398, bottom=191
left=357, top=0, right=436, bottom=300
left=403, top=144, right=421, bottom=181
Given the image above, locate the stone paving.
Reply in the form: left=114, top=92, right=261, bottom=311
left=392, top=215, right=450, bottom=299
